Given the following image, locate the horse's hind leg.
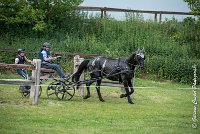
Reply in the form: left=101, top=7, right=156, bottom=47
left=96, top=80, right=104, bottom=102
left=83, top=81, right=92, bottom=99
left=120, top=80, right=128, bottom=98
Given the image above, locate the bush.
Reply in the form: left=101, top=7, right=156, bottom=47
left=145, top=56, right=200, bottom=84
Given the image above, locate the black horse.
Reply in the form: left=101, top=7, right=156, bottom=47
left=72, top=48, right=145, bottom=104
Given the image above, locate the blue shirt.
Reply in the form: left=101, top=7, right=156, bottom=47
left=41, top=50, right=53, bottom=62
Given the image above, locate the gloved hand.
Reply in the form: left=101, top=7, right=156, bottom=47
left=56, top=56, right=62, bottom=59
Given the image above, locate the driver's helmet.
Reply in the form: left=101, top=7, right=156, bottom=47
left=43, top=42, right=51, bottom=48
left=17, top=48, right=25, bottom=54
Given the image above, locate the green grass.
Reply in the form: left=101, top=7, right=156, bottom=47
left=0, top=77, right=199, bottom=134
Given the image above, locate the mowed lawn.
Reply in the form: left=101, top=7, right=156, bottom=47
left=0, top=78, right=199, bottom=134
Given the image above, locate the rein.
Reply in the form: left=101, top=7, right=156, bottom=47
left=82, top=69, right=134, bottom=85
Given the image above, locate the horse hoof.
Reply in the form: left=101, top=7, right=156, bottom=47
left=83, top=96, right=90, bottom=99
left=100, top=99, right=105, bottom=102
left=128, top=101, right=134, bottom=104
left=120, top=94, right=125, bottom=98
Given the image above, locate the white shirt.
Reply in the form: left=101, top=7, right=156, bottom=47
left=41, top=50, right=53, bottom=62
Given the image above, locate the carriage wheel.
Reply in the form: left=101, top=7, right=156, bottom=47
left=47, top=81, right=75, bottom=100
left=20, top=85, right=42, bottom=98
left=21, top=89, right=30, bottom=98
left=56, top=83, right=76, bottom=100
left=65, top=85, right=76, bottom=100
left=46, top=82, right=61, bottom=99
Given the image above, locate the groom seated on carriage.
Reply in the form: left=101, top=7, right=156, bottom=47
left=39, top=42, right=66, bottom=79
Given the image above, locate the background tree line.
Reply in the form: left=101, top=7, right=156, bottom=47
left=0, top=0, right=83, bottom=31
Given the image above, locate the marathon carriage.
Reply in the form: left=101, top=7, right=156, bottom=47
left=20, top=48, right=145, bottom=104
left=19, top=61, right=77, bottom=100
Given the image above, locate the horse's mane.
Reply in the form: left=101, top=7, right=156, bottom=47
left=92, top=51, right=141, bottom=64
left=93, top=56, right=119, bottom=61
left=126, top=52, right=136, bottom=64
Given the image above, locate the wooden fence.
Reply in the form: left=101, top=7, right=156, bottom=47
left=0, top=59, right=41, bottom=105
left=0, top=56, right=124, bottom=105
left=0, top=48, right=98, bottom=57
left=78, top=6, right=197, bottom=22
left=0, top=56, right=92, bottom=105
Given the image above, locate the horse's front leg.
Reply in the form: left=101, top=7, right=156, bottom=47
left=120, top=80, right=128, bottom=98
left=120, top=80, right=133, bottom=104
left=128, top=79, right=134, bottom=95
left=96, top=79, right=104, bottom=102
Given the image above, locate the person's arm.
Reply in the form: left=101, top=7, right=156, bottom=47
left=25, top=56, right=33, bottom=64
left=44, top=55, right=55, bottom=61
left=15, top=58, right=19, bottom=64
left=25, top=57, right=32, bottom=62
left=42, top=51, right=57, bottom=61
left=51, top=56, right=57, bottom=60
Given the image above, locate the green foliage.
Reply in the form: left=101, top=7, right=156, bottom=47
left=145, top=56, right=200, bottom=84
left=0, top=12, right=199, bottom=84
left=0, top=0, right=83, bottom=31
left=184, top=0, right=200, bottom=16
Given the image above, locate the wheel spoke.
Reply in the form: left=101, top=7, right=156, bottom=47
left=67, top=92, right=73, bottom=97
left=61, top=94, right=65, bottom=100
left=47, top=92, right=55, bottom=96
left=59, top=92, right=66, bottom=95
left=22, top=92, right=29, bottom=97
left=56, top=90, right=64, bottom=94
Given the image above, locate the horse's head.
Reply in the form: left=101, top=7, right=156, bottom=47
left=135, top=48, right=145, bottom=70
left=127, top=48, right=145, bottom=70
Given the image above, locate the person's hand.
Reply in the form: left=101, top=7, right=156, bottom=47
left=53, top=57, right=57, bottom=60
left=56, top=56, right=62, bottom=59
left=30, top=61, right=34, bottom=65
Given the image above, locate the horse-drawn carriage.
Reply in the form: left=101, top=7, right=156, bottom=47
left=19, top=48, right=145, bottom=104
left=19, top=68, right=76, bottom=101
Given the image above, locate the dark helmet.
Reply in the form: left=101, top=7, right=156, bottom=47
left=43, top=42, right=51, bottom=48
left=17, top=48, right=25, bottom=54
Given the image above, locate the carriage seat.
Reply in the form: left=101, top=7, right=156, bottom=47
left=38, top=51, right=55, bottom=79
left=40, top=68, right=55, bottom=79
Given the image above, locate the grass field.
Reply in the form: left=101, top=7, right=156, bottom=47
left=0, top=77, right=199, bottom=134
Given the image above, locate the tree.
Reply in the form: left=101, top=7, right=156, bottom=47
left=0, top=0, right=83, bottom=31
left=184, top=0, right=200, bottom=16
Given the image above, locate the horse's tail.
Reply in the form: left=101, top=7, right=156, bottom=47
left=72, top=59, right=90, bottom=83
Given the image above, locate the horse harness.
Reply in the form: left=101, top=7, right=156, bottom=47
left=90, top=57, right=133, bottom=83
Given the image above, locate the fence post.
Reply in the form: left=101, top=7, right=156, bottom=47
left=74, top=55, right=84, bottom=97
left=154, top=13, right=157, bottom=22
left=159, top=13, right=162, bottom=23
left=30, top=59, right=41, bottom=105
left=101, top=9, right=104, bottom=18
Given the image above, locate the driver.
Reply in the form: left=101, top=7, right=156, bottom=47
left=39, top=42, right=66, bottom=78
left=15, top=48, right=33, bottom=79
